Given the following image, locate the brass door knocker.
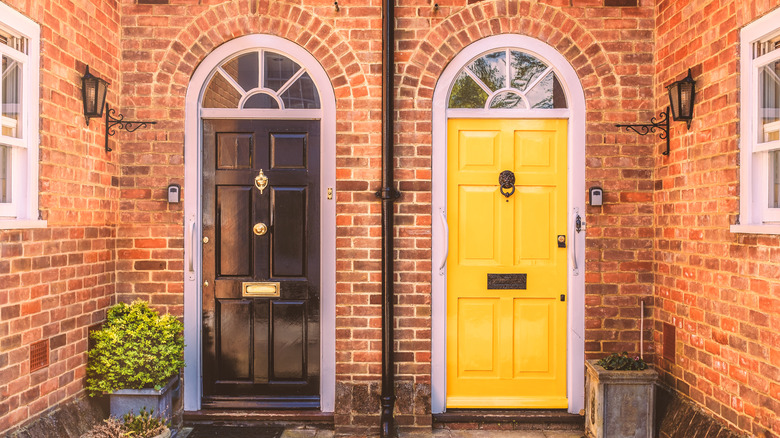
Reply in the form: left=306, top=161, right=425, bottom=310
left=255, top=169, right=269, bottom=194
left=499, top=170, right=515, bottom=198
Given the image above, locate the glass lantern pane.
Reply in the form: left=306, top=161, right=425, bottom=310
left=0, top=144, right=9, bottom=203
left=467, top=51, right=506, bottom=92
left=510, top=51, right=548, bottom=91
left=202, top=72, right=242, bottom=109
left=526, top=72, right=567, bottom=109
left=771, top=150, right=780, bottom=208
left=679, top=82, right=693, bottom=117
left=448, top=71, right=488, bottom=109
left=759, top=60, right=780, bottom=143
left=490, top=91, right=525, bottom=109
left=280, top=72, right=320, bottom=109
left=264, top=52, right=301, bottom=92
left=668, top=84, right=680, bottom=119
left=243, top=93, right=279, bottom=109
left=1, top=55, right=22, bottom=138
left=223, top=52, right=259, bottom=92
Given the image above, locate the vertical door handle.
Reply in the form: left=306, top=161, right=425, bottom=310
left=187, top=218, right=196, bottom=279
left=571, top=210, right=580, bottom=275
left=439, top=208, right=449, bottom=271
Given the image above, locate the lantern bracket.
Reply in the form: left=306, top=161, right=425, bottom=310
left=615, top=107, right=670, bottom=156
left=104, top=104, right=157, bottom=152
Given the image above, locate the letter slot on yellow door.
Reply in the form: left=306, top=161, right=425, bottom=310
left=242, top=282, right=281, bottom=297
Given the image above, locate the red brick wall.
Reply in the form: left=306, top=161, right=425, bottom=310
left=0, top=0, right=663, bottom=434
left=117, top=0, right=655, bottom=433
left=0, top=0, right=121, bottom=434
left=655, top=1, right=780, bottom=436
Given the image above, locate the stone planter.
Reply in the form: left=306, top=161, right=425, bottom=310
left=585, top=359, right=658, bottom=438
left=109, top=375, right=178, bottom=421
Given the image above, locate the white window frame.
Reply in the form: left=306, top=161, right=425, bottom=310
left=0, top=3, right=44, bottom=229
left=733, top=8, right=780, bottom=234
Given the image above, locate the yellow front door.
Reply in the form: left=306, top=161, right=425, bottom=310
left=446, top=118, right=568, bottom=408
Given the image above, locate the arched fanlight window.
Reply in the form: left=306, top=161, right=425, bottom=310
left=448, top=49, right=567, bottom=109
left=202, top=50, right=321, bottom=109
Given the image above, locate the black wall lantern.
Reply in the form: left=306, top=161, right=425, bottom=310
left=667, top=69, right=695, bottom=129
left=616, top=68, right=696, bottom=156
left=81, top=65, right=157, bottom=153
left=81, top=66, right=108, bottom=126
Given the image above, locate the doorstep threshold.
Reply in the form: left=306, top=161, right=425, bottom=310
left=184, top=409, right=334, bottom=426
left=434, top=409, right=584, bottom=424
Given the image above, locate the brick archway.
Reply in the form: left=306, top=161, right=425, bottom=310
left=399, top=0, right=616, bottom=105
left=149, top=0, right=367, bottom=103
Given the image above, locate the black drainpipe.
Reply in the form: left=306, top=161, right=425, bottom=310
left=377, top=0, right=399, bottom=436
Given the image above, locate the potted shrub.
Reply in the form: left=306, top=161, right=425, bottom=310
left=585, top=352, right=658, bottom=438
left=86, top=300, right=184, bottom=422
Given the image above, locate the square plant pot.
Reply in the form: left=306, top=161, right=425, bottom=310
left=109, top=374, right=178, bottom=422
left=585, top=359, right=658, bottom=438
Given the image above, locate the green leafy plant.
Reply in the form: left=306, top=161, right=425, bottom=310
left=596, top=352, right=648, bottom=371
left=122, top=408, right=168, bottom=437
left=83, top=409, right=168, bottom=438
left=86, top=300, right=184, bottom=396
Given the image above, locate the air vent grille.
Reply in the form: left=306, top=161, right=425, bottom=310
left=30, top=339, right=49, bottom=372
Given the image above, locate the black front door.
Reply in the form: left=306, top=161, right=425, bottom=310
left=201, top=119, right=320, bottom=409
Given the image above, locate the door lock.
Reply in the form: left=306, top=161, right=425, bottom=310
left=255, top=169, right=269, bottom=194
left=253, top=222, right=268, bottom=236
left=557, top=235, right=566, bottom=248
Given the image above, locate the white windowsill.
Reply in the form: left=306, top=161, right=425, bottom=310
left=0, top=219, right=48, bottom=230
left=730, top=223, right=780, bottom=235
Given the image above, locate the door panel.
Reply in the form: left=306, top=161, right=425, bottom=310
left=202, top=119, right=320, bottom=409
left=271, top=187, right=307, bottom=277
left=446, top=118, right=567, bottom=409
left=217, top=186, right=252, bottom=276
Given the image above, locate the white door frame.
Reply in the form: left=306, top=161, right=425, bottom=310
left=430, top=35, right=586, bottom=414
left=182, top=34, right=337, bottom=413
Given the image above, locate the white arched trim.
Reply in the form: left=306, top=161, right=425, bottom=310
left=183, top=34, right=337, bottom=413
left=431, top=35, right=586, bottom=414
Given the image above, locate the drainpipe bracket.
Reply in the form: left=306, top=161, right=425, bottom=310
left=375, top=187, right=401, bottom=200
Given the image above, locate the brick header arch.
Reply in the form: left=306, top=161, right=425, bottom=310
left=151, top=0, right=367, bottom=102
left=400, top=0, right=616, bottom=104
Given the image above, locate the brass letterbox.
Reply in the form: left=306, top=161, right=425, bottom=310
left=242, top=281, right=280, bottom=298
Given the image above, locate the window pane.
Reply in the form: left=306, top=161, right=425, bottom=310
left=243, top=93, right=279, bottom=109
left=280, top=72, right=320, bottom=109
left=264, top=52, right=301, bottom=92
left=0, top=27, right=26, bottom=53
left=490, top=91, right=525, bottom=109
left=203, top=72, right=242, bottom=109
left=223, top=52, right=259, bottom=92
left=448, top=71, right=488, bottom=109
left=0, top=144, right=9, bottom=203
left=510, top=51, right=548, bottom=91
left=525, top=72, right=567, bottom=109
left=467, top=51, right=506, bottom=92
left=760, top=60, right=780, bottom=143
left=2, top=55, right=22, bottom=138
left=771, top=150, right=780, bottom=208
left=526, top=72, right=554, bottom=109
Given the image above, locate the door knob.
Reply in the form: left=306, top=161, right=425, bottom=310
left=255, top=169, right=269, bottom=194
left=253, top=222, right=268, bottom=236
